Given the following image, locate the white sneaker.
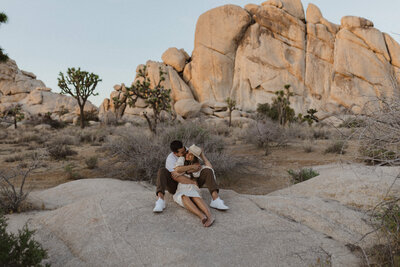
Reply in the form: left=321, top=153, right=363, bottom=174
left=153, top=198, right=166, bottom=213
left=210, top=197, right=229, bottom=210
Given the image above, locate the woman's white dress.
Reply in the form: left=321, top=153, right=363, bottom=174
left=173, top=157, right=202, bottom=207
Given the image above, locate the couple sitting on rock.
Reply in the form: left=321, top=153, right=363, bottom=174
left=153, top=140, right=229, bottom=227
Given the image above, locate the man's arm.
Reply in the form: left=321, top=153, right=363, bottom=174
left=171, top=172, right=197, bottom=185
left=175, top=164, right=201, bottom=173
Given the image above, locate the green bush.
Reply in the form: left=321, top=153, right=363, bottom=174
left=256, top=84, right=296, bottom=126
left=288, top=168, right=319, bottom=184
left=0, top=211, right=49, bottom=266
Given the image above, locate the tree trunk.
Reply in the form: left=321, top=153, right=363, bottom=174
left=79, top=105, right=85, bottom=129
left=228, top=110, right=232, bottom=127
left=14, top=115, right=17, bottom=129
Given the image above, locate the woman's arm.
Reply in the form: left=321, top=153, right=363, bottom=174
left=200, top=152, right=213, bottom=168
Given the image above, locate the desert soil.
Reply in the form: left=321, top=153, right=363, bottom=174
left=0, top=126, right=359, bottom=196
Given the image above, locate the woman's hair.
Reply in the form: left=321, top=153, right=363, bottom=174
left=184, top=154, right=199, bottom=166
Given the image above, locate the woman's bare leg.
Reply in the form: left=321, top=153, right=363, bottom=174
left=181, top=195, right=207, bottom=224
left=191, top=197, right=214, bottom=227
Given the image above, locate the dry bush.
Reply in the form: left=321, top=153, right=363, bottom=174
left=78, top=127, right=111, bottom=144
left=324, top=140, right=347, bottom=154
left=85, top=156, right=98, bottom=169
left=4, top=154, right=24, bottom=163
left=0, top=154, right=43, bottom=213
left=47, top=136, right=78, bottom=160
left=244, top=119, right=289, bottom=155
left=345, top=98, right=400, bottom=265
left=352, top=99, right=400, bottom=165
left=103, top=122, right=241, bottom=183
left=312, top=127, right=331, bottom=140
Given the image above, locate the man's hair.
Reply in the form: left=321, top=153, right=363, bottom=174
left=170, top=140, right=183, bottom=153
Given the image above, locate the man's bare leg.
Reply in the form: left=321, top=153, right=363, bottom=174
left=181, top=195, right=207, bottom=225
left=157, top=192, right=164, bottom=200
left=191, top=197, right=214, bottom=227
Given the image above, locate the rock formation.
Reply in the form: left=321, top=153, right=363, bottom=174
left=6, top=164, right=399, bottom=266
left=0, top=59, right=98, bottom=124
left=101, top=0, right=400, bottom=122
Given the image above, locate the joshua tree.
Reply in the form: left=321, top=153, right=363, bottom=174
left=225, top=97, right=236, bottom=127
left=116, top=65, right=171, bottom=134
left=58, top=67, right=101, bottom=128
left=0, top=12, right=9, bottom=62
left=2, top=104, right=24, bottom=129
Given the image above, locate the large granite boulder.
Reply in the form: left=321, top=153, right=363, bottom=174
left=7, top=163, right=400, bottom=266
left=188, top=5, right=251, bottom=103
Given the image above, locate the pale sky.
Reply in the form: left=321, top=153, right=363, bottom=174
left=2, top=0, right=400, bottom=106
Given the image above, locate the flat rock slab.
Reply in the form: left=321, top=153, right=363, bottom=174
left=8, top=163, right=398, bottom=266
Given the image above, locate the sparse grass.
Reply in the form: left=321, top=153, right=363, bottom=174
left=64, top=163, right=83, bottom=180
left=85, top=156, right=98, bottom=169
left=324, top=140, right=347, bottom=154
left=287, top=168, right=319, bottom=184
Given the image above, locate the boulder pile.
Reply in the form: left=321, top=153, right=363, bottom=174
left=0, top=59, right=97, bottom=125
left=100, top=0, right=400, bottom=123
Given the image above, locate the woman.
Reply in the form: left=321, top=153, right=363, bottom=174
left=173, top=144, right=215, bottom=227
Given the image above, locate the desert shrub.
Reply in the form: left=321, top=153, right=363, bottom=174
left=78, top=128, right=107, bottom=144
left=324, top=140, right=347, bottom=154
left=15, top=132, right=45, bottom=144
left=366, top=201, right=400, bottom=266
left=47, top=142, right=77, bottom=160
left=359, top=146, right=398, bottom=165
left=4, top=154, right=23, bottom=163
left=85, top=156, right=98, bottom=169
left=103, top=122, right=240, bottom=182
left=312, top=127, right=330, bottom=140
left=339, top=117, right=366, bottom=128
left=0, top=156, right=41, bottom=213
left=64, top=163, right=82, bottom=180
left=256, top=84, right=296, bottom=126
left=288, top=168, right=319, bottom=184
left=0, top=211, right=49, bottom=266
left=244, top=119, right=289, bottom=155
left=303, top=143, right=314, bottom=153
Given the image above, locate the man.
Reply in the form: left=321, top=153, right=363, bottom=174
left=153, top=140, right=229, bottom=212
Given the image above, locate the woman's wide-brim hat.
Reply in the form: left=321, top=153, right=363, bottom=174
left=188, top=144, right=202, bottom=159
